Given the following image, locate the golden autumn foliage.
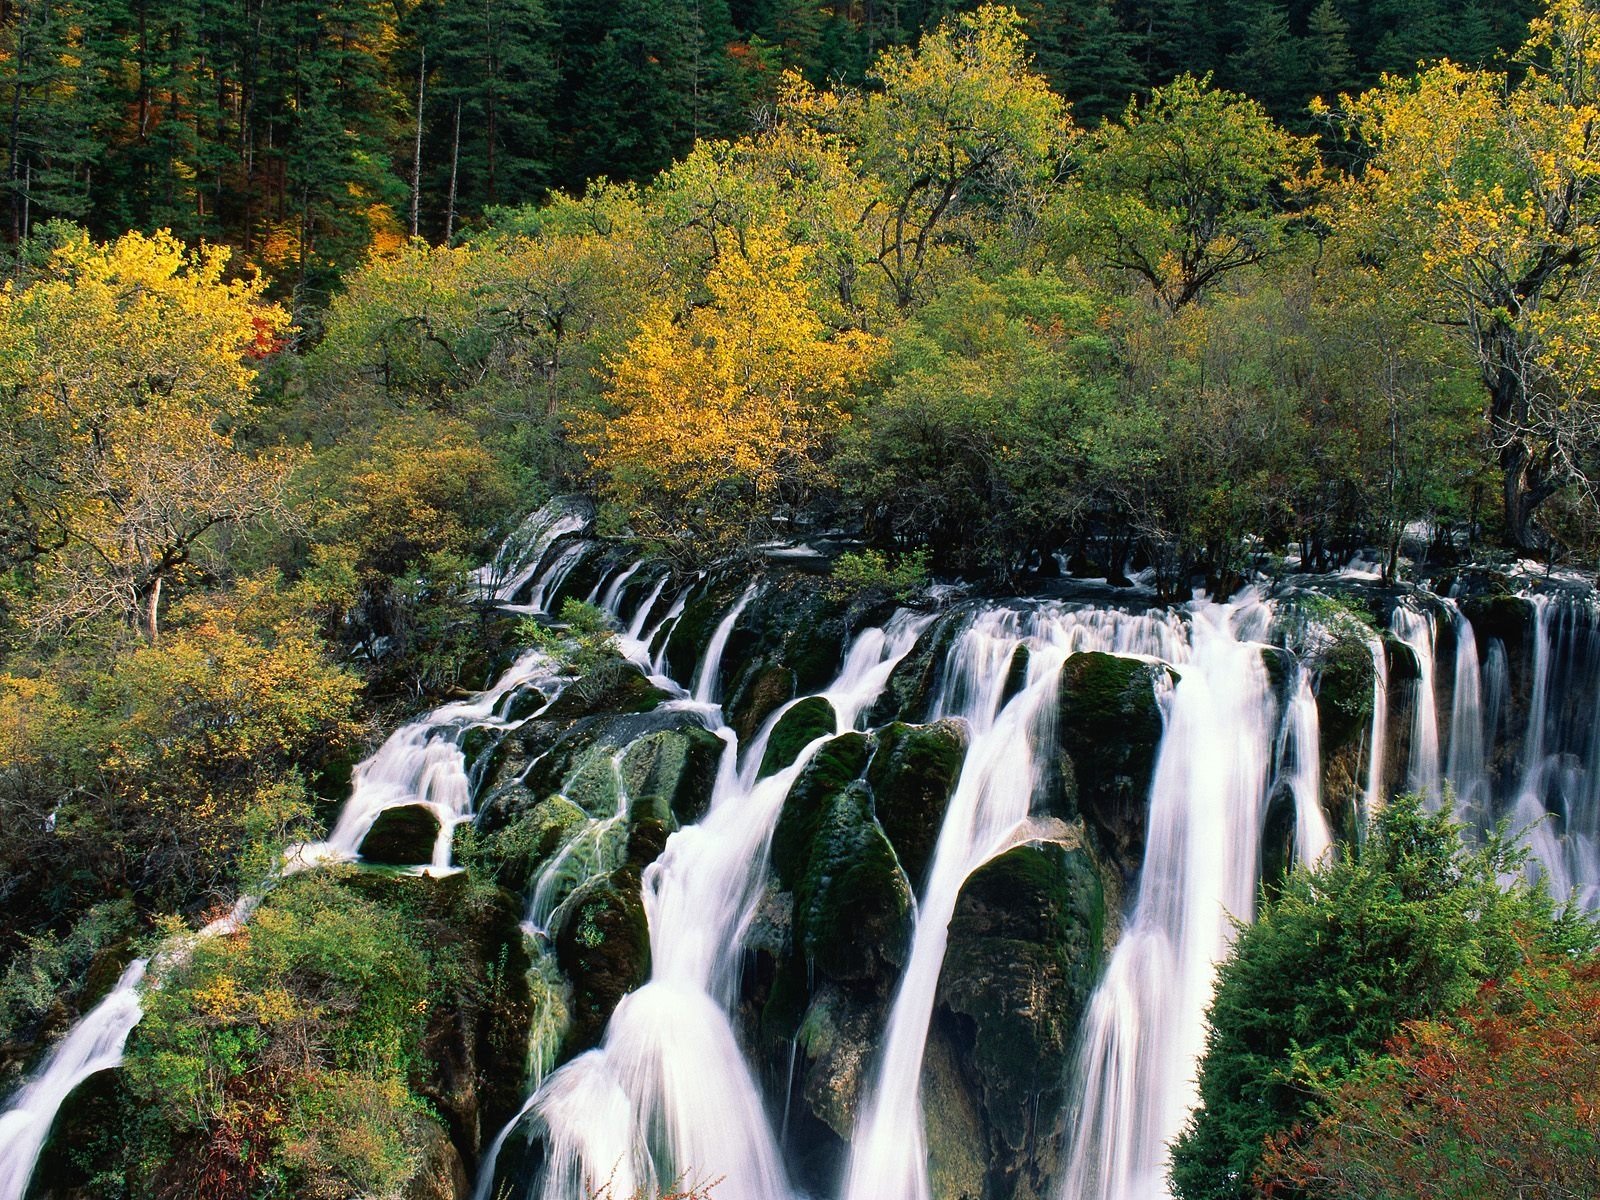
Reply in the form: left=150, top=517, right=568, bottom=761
left=0, top=228, right=297, bottom=639
left=575, top=227, right=880, bottom=556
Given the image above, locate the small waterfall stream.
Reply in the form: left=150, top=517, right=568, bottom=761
left=0, top=962, right=148, bottom=1200
left=1056, top=595, right=1277, bottom=1200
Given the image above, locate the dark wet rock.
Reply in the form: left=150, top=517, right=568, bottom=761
left=553, top=870, right=651, bottom=1056
left=501, top=683, right=548, bottom=724
left=770, top=733, right=872, bottom=890
left=663, top=574, right=750, bottom=685
left=795, top=983, right=879, bottom=1143
left=923, top=1022, right=988, bottom=1200
left=793, top=781, right=913, bottom=987
left=1056, top=652, right=1168, bottom=877
left=933, top=838, right=1104, bottom=1200
left=360, top=805, right=442, bottom=865
left=866, top=719, right=968, bottom=890
left=406, top=1116, right=472, bottom=1200
left=759, top=696, right=839, bottom=779
left=540, top=661, right=669, bottom=724
left=620, top=725, right=726, bottom=826
left=1001, top=644, right=1031, bottom=707
left=728, top=663, right=797, bottom=743
left=866, top=610, right=964, bottom=725
left=1460, top=592, right=1532, bottom=661
left=1259, top=779, right=1298, bottom=900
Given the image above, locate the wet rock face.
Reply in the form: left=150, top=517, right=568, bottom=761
left=360, top=804, right=442, bottom=865
left=540, top=661, right=670, bottom=724
left=718, top=576, right=860, bottom=732
left=932, top=838, right=1105, bottom=1200
left=866, top=610, right=964, bottom=726
left=866, top=719, right=969, bottom=891
left=1055, top=652, right=1168, bottom=877
left=759, top=696, right=839, bottom=779
left=553, top=870, right=651, bottom=1056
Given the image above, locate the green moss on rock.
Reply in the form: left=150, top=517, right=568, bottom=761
left=771, top=733, right=871, bottom=890
left=553, top=871, right=651, bottom=1055
left=541, top=662, right=669, bottom=723
left=866, top=719, right=968, bottom=889
left=936, top=839, right=1105, bottom=1199
left=759, top=696, right=838, bottom=779
left=1056, top=653, right=1168, bottom=875
left=359, top=805, right=442, bottom=865
left=793, top=781, right=912, bottom=986
left=620, top=725, right=726, bottom=826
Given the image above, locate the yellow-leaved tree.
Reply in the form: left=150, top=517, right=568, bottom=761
left=0, top=228, right=295, bottom=640
left=1335, top=0, right=1600, bottom=552
left=575, top=226, right=879, bottom=559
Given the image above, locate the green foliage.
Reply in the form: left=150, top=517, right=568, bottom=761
left=0, top=900, right=135, bottom=1043
left=826, top=548, right=931, bottom=602
left=1169, top=794, right=1597, bottom=1200
left=518, top=598, right=623, bottom=676
left=123, top=872, right=435, bottom=1198
left=1260, top=950, right=1600, bottom=1199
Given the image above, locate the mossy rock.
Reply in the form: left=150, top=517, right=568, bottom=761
left=625, top=816, right=672, bottom=870
left=727, top=663, right=797, bottom=743
left=935, top=839, right=1104, bottom=1199
left=559, top=747, right=622, bottom=817
left=541, top=661, right=670, bottom=723
left=922, top=1022, right=988, bottom=1200
left=501, top=683, right=548, bottom=724
left=866, top=610, right=964, bottom=725
left=1260, top=646, right=1296, bottom=710
left=1056, top=653, right=1168, bottom=875
left=759, top=696, right=839, bottom=779
left=620, top=725, right=726, bottom=826
left=771, top=733, right=872, bottom=890
left=1314, top=634, right=1376, bottom=754
left=553, top=871, right=651, bottom=1055
left=793, top=781, right=912, bottom=987
left=360, top=805, right=442, bottom=866
left=482, top=795, right=588, bottom=894
left=866, top=719, right=968, bottom=890
left=795, top=984, right=880, bottom=1140
left=721, top=575, right=854, bottom=709
left=663, top=575, right=751, bottom=685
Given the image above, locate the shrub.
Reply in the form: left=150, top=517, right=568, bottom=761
left=1169, top=794, right=1596, bottom=1200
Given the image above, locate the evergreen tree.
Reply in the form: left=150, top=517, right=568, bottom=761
left=1021, top=0, right=1143, bottom=124
left=1303, top=0, right=1355, bottom=96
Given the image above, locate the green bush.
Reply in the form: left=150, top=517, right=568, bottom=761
left=518, top=598, right=622, bottom=675
left=1169, top=794, right=1597, bottom=1200
left=826, top=548, right=931, bottom=602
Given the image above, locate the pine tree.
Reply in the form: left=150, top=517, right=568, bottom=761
left=1304, top=0, right=1355, bottom=97
left=1021, top=0, right=1142, bottom=125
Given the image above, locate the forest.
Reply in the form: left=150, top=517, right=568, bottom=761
left=2, top=1, right=1599, bottom=1199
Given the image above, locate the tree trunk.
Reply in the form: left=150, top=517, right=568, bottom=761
left=140, top=576, right=162, bottom=642
left=410, top=44, right=425, bottom=238
left=445, top=98, right=460, bottom=243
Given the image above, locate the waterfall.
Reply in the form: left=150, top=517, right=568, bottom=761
left=1057, top=594, right=1277, bottom=1200
left=1444, top=601, right=1490, bottom=827
left=692, top=584, right=757, bottom=705
left=476, top=499, right=594, bottom=603
left=844, top=603, right=1190, bottom=1200
left=1360, top=633, right=1389, bottom=826
left=1389, top=604, right=1442, bottom=804
left=293, top=647, right=564, bottom=874
left=0, top=961, right=148, bottom=1200
left=518, top=610, right=931, bottom=1200
left=1284, top=670, right=1332, bottom=868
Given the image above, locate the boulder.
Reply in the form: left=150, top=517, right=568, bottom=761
left=866, top=611, right=964, bottom=726
left=866, top=719, right=968, bottom=890
left=934, top=839, right=1105, bottom=1200
left=759, top=696, right=838, bottom=779
left=728, top=663, right=797, bottom=743
left=360, top=805, right=442, bottom=866
left=770, top=733, right=872, bottom=890
left=553, top=871, right=651, bottom=1056
left=481, top=795, right=588, bottom=894
left=620, top=725, right=726, bottom=826
left=792, top=781, right=913, bottom=987
left=540, top=661, right=670, bottom=724
left=1056, top=653, right=1168, bottom=876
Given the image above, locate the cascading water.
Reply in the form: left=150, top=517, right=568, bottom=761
left=844, top=603, right=1190, bottom=1200
left=1444, top=601, right=1491, bottom=825
left=0, top=961, right=148, bottom=1200
left=1360, top=632, right=1389, bottom=826
left=1283, top=670, right=1332, bottom=868
left=1390, top=603, right=1442, bottom=804
left=517, top=608, right=931, bottom=1200
left=1057, top=594, right=1277, bottom=1200
left=476, top=499, right=594, bottom=603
